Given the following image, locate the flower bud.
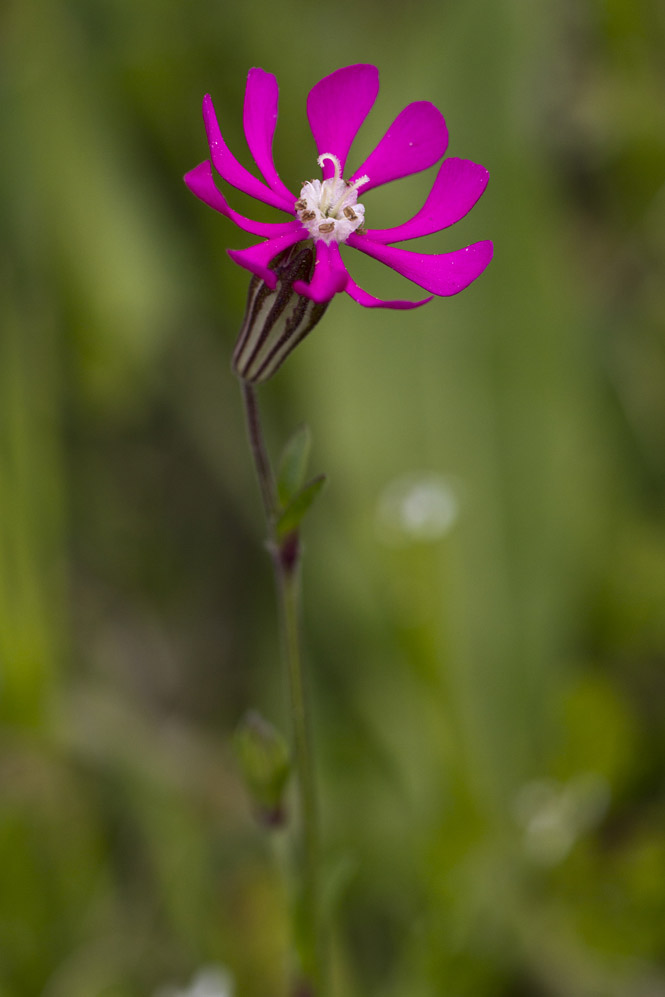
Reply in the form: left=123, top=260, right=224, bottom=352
left=234, top=710, right=291, bottom=827
left=232, top=245, right=329, bottom=384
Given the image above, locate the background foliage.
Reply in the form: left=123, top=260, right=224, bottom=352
left=2, top=0, right=665, bottom=994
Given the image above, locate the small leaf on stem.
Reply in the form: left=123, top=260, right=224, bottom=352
left=277, top=424, right=312, bottom=508
left=276, top=474, right=326, bottom=539
left=234, top=710, right=291, bottom=827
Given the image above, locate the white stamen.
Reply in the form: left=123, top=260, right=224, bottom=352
left=329, top=174, right=370, bottom=217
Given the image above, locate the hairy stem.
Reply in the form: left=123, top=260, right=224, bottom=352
left=241, top=381, right=277, bottom=521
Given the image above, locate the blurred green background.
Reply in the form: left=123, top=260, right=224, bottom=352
left=2, top=0, right=665, bottom=994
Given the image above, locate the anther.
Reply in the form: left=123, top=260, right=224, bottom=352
left=343, top=207, right=357, bottom=221
left=294, top=199, right=306, bottom=211
left=301, top=210, right=316, bottom=221
left=318, top=221, right=335, bottom=234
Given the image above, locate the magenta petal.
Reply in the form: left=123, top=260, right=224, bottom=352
left=202, top=95, right=294, bottom=212
left=185, top=162, right=304, bottom=238
left=344, top=277, right=433, bottom=309
left=307, top=65, right=379, bottom=179
left=366, top=158, right=490, bottom=244
left=227, top=230, right=306, bottom=287
left=243, top=68, right=296, bottom=204
left=350, top=102, right=448, bottom=192
left=348, top=234, right=494, bottom=296
left=293, top=242, right=349, bottom=303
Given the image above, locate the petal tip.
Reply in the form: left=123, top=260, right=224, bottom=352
left=315, top=63, right=379, bottom=87
left=183, top=160, right=210, bottom=189
left=246, top=66, right=276, bottom=88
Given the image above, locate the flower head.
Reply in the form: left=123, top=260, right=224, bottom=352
left=185, top=65, right=492, bottom=380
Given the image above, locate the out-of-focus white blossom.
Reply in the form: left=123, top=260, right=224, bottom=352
left=376, top=472, right=460, bottom=546
left=154, top=965, right=234, bottom=997
left=514, top=772, right=610, bottom=865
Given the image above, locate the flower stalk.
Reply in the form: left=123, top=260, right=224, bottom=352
left=240, top=382, right=322, bottom=992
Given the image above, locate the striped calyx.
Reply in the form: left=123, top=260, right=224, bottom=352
left=232, top=245, right=329, bottom=384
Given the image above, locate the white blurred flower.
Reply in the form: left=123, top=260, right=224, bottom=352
left=514, top=772, right=610, bottom=865
left=154, top=965, right=234, bottom=997
left=376, top=472, right=460, bottom=547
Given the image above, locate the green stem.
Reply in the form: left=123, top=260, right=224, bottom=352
left=241, top=381, right=277, bottom=522
left=278, top=557, right=321, bottom=990
left=240, top=382, right=322, bottom=993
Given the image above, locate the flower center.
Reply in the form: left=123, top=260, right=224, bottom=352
left=294, top=153, right=369, bottom=246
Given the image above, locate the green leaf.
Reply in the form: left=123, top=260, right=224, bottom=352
left=277, top=424, right=311, bottom=507
left=234, top=710, right=291, bottom=826
left=276, top=474, right=326, bottom=538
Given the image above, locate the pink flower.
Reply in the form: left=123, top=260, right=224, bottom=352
left=184, top=64, right=493, bottom=381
